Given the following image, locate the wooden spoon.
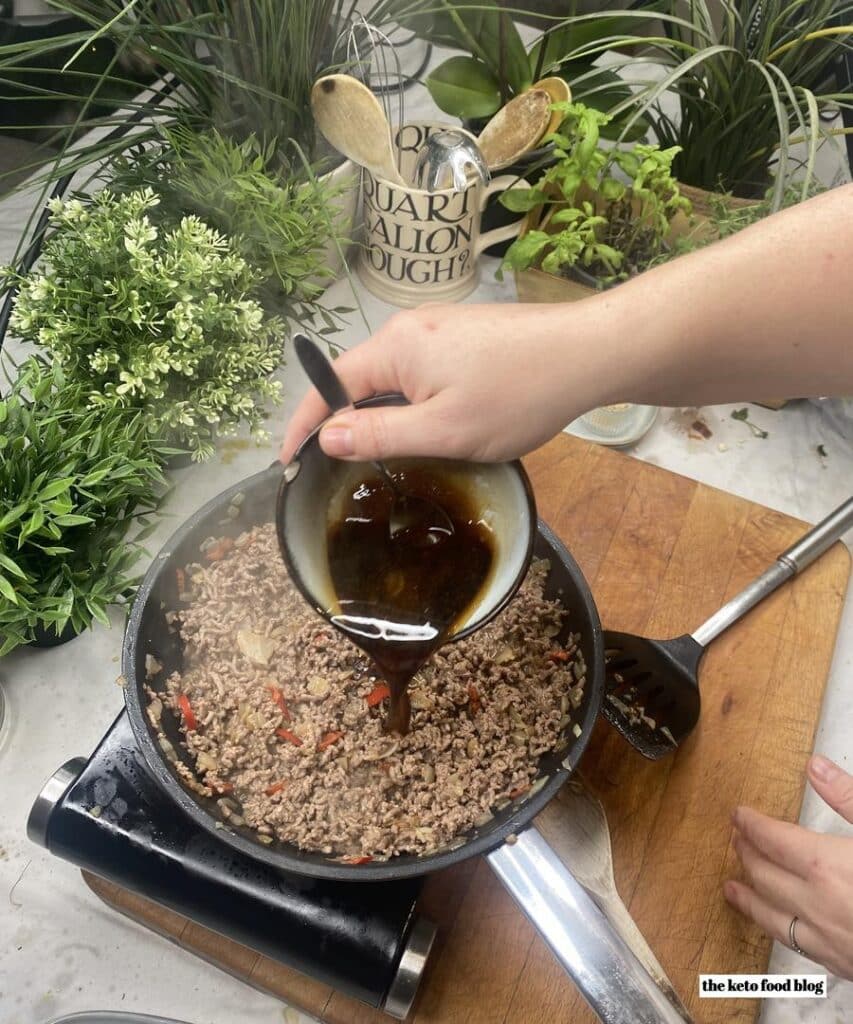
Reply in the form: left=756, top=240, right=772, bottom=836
left=533, top=76, right=572, bottom=137
left=311, top=74, right=406, bottom=186
left=535, top=778, right=693, bottom=1022
left=477, top=88, right=552, bottom=171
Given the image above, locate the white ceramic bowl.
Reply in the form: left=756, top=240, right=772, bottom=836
left=276, top=396, right=537, bottom=640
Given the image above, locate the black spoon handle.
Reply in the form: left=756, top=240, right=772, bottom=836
left=294, top=332, right=351, bottom=413
left=692, top=496, right=853, bottom=647
left=293, top=333, right=400, bottom=493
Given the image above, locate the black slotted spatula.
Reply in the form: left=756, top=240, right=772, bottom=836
left=603, top=496, right=853, bottom=760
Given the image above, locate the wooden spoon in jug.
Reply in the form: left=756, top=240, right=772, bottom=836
left=311, top=74, right=406, bottom=186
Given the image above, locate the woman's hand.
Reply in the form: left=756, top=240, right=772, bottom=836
left=725, top=754, right=853, bottom=980
left=279, top=302, right=613, bottom=465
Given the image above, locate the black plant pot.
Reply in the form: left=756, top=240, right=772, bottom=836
left=30, top=619, right=81, bottom=649
left=165, top=449, right=194, bottom=472
left=463, top=117, right=557, bottom=258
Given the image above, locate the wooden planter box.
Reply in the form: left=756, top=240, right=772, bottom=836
left=513, top=182, right=763, bottom=304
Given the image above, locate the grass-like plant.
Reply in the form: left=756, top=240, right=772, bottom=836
left=630, top=0, right=853, bottom=200
left=0, top=357, right=166, bottom=655
left=0, top=0, right=414, bottom=191
left=5, top=188, right=283, bottom=461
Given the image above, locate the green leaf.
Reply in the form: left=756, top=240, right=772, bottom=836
left=0, top=552, right=26, bottom=579
left=426, top=57, right=502, bottom=120
left=530, top=16, right=650, bottom=76
left=86, top=598, right=111, bottom=628
left=0, top=575, right=19, bottom=605
left=0, top=504, right=28, bottom=533
left=52, top=513, right=95, bottom=527
left=0, top=633, right=23, bottom=657
left=38, top=477, right=76, bottom=501
left=599, top=177, right=627, bottom=202
left=502, top=231, right=553, bottom=272
left=19, top=508, right=46, bottom=544
left=407, top=5, right=531, bottom=94
left=45, top=497, right=74, bottom=515
left=481, top=10, right=531, bottom=95
left=500, top=188, right=545, bottom=213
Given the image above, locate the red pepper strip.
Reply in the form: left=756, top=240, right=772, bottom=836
left=343, top=855, right=373, bottom=865
left=264, top=781, right=286, bottom=796
left=509, top=784, right=531, bottom=801
left=177, top=694, right=198, bottom=732
left=175, top=568, right=186, bottom=594
left=205, top=537, right=234, bottom=562
left=467, top=683, right=482, bottom=715
left=266, top=685, right=291, bottom=720
left=275, top=728, right=303, bottom=746
left=211, top=781, right=233, bottom=795
left=317, top=730, right=345, bottom=752
left=365, top=683, right=390, bottom=707
left=548, top=649, right=570, bottom=663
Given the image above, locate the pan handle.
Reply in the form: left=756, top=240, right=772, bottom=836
left=487, top=830, right=692, bottom=1024
left=691, top=496, right=853, bottom=648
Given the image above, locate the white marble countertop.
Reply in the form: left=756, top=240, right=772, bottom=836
left=2, top=42, right=853, bottom=1024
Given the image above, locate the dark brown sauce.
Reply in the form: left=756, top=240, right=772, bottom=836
left=326, top=466, right=495, bottom=733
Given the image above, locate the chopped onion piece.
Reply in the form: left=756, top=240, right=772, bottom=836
left=236, top=629, right=277, bottom=666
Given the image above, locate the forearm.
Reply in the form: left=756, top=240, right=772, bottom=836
left=580, top=183, right=853, bottom=409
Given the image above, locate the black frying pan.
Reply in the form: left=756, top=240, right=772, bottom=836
left=122, top=463, right=688, bottom=1023
left=123, top=462, right=605, bottom=883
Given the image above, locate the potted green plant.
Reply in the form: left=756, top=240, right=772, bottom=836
left=0, top=0, right=403, bottom=283
left=633, top=0, right=853, bottom=206
left=413, top=1, right=650, bottom=133
left=499, top=102, right=690, bottom=302
left=5, top=188, right=284, bottom=462
left=105, top=127, right=352, bottom=334
left=405, top=1, right=655, bottom=253
left=0, top=357, right=166, bottom=655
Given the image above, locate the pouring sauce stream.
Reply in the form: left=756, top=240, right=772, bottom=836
left=326, top=467, right=495, bottom=733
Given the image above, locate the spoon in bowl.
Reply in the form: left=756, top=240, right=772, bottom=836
left=292, top=333, right=454, bottom=540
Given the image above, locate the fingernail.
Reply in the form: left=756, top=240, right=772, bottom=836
left=810, top=755, right=838, bottom=783
left=723, top=881, right=736, bottom=901
left=731, top=807, right=742, bottom=828
left=320, top=423, right=354, bottom=457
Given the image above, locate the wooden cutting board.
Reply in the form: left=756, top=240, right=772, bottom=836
left=84, top=433, right=850, bottom=1023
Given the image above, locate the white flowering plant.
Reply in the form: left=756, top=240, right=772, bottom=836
left=5, top=189, right=284, bottom=461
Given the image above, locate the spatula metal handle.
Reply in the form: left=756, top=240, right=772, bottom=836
left=692, top=496, right=853, bottom=648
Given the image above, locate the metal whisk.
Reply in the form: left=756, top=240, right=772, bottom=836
left=336, top=15, right=406, bottom=176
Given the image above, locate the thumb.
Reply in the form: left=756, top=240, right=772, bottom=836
left=317, top=401, right=454, bottom=461
left=808, top=755, right=853, bottom=823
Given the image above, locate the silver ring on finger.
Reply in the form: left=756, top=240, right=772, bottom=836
left=789, top=915, right=806, bottom=956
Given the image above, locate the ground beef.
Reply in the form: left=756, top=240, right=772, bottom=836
left=149, top=524, right=586, bottom=861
